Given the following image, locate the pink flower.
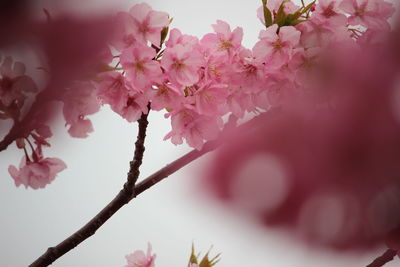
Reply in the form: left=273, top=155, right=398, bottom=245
left=226, top=88, right=255, bottom=119
left=206, top=27, right=400, bottom=250
left=120, top=44, right=162, bottom=92
left=96, top=72, right=129, bottom=110
left=253, top=24, right=301, bottom=69
left=112, top=12, right=139, bottom=51
left=166, top=28, right=199, bottom=48
left=150, top=82, right=184, bottom=111
left=340, top=0, right=395, bottom=29
left=161, top=44, right=203, bottom=87
left=312, top=0, right=347, bottom=26
left=125, top=243, right=156, bottom=267
left=201, top=20, right=243, bottom=55
left=128, top=3, right=169, bottom=47
left=96, top=72, right=149, bottom=123
left=8, top=156, right=66, bottom=189
left=164, top=109, right=222, bottom=150
left=62, top=82, right=100, bottom=138
left=0, top=56, right=37, bottom=107
left=231, top=48, right=265, bottom=92
left=193, top=82, right=229, bottom=116
left=296, top=18, right=349, bottom=49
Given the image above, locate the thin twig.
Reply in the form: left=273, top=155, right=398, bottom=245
left=29, top=109, right=150, bottom=267
left=367, top=249, right=398, bottom=267
left=28, top=110, right=274, bottom=267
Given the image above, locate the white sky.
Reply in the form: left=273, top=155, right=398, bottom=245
left=0, top=0, right=398, bottom=266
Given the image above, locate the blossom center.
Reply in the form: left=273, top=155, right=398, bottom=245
left=322, top=4, right=337, bottom=18
left=219, top=40, right=232, bottom=50
left=173, top=60, right=185, bottom=70
left=135, top=61, right=146, bottom=72
left=272, top=40, right=283, bottom=49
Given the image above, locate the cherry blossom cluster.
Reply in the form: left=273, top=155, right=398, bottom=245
left=124, top=243, right=220, bottom=267
left=2, top=0, right=396, bottom=189
left=0, top=55, right=67, bottom=189
left=95, top=0, right=395, bottom=150
left=206, top=1, right=400, bottom=252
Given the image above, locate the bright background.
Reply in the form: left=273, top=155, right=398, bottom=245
left=0, top=0, right=398, bottom=266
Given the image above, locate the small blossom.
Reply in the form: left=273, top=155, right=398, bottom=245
left=161, top=44, right=203, bottom=87
left=201, top=20, right=243, bottom=55
left=340, top=0, right=395, bottom=29
left=164, top=109, right=222, bottom=150
left=8, top=154, right=66, bottom=190
left=62, top=82, right=100, bottom=138
left=125, top=243, right=156, bottom=267
left=313, top=0, right=347, bottom=26
left=96, top=71, right=149, bottom=122
left=128, top=3, right=169, bottom=47
left=0, top=56, right=37, bottom=107
left=120, top=44, right=162, bottom=92
left=253, top=24, right=301, bottom=69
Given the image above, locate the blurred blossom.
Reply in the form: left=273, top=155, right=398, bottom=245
left=125, top=243, right=156, bottom=267
left=206, top=20, right=400, bottom=251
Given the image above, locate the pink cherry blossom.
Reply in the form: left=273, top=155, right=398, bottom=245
left=340, top=0, right=395, bottom=29
left=161, top=44, right=203, bottom=87
left=150, top=82, right=184, bottom=111
left=62, top=82, right=100, bottom=138
left=128, top=3, right=169, bottom=47
left=296, top=18, right=350, bottom=49
left=312, top=0, right=347, bottom=26
left=226, top=87, right=256, bottom=119
left=96, top=71, right=149, bottom=122
left=112, top=12, right=139, bottom=51
left=164, top=109, right=222, bottom=150
left=8, top=155, right=66, bottom=189
left=253, top=24, right=301, bottom=69
left=231, top=48, right=265, bottom=92
left=193, top=82, right=229, bottom=116
left=166, top=28, right=199, bottom=48
left=0, top=56, right=37, bottom=107
left=120, top=44, right=162, bottom=92
left=206, top=25, right=400, bottom=250
left=125, top=243, right=156, bottom=267
left=201, top=20, right=243, bottom=55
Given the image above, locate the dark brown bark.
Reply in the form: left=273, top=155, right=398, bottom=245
left=29, top=111, right=150, bottom=267
left=28, top=111, right=272, bottom=266
left=367, top=249, right=398, bottom=267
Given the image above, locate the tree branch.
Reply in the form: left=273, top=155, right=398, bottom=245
left=28, top=110, right=274, bottom=267
left=29, top=109, right=150, bottom=267
left=135, top=138, right=219, bottom=195
left=367, top=249, right=398, bottom=267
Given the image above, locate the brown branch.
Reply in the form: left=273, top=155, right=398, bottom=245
left=135, top=138, right=220, bottom=195
left=29, top=110, right=150, bottom=267
left=28, top=110, right=274, bottom=267
left=367, top=249, right=398, bottom=267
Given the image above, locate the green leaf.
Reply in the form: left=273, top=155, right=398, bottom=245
left=261, top=0, right=273, bottom=27
left=276, top=0, right=315, bottom=26
left=274, top=2, right=287, bottom=26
